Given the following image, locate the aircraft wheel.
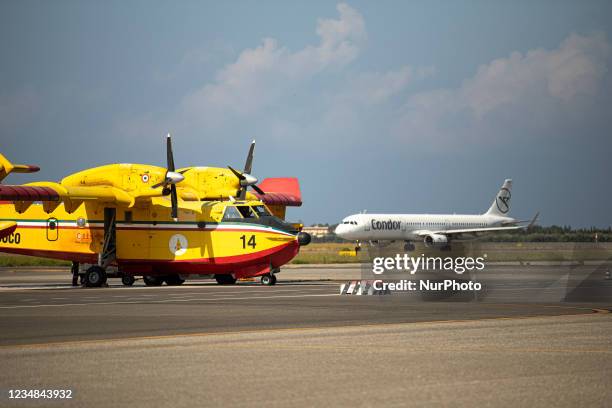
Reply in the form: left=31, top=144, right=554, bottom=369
left=215, top=274, right=237, bottom=285
left=165, top=275, right=185, bottom=286
left=261, top=274, right=276, bottom=286
left=121, top=275, right=135, bottom=286
left=143, top=275, right=163, bottom=286
left=84, top=266, right=107, bottom=287
left=404, top=242, right=416, bottom=252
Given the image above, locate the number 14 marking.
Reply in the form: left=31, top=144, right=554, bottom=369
left=240, top=235, right=256, bottom=249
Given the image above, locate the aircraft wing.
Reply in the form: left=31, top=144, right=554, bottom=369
left=0, top=182, right=163, bottom=212
left=415, top=212, right=539, bottom=238
left=419, top=225, right=525, bottom=237
left=0, top=184, right=61, bottom=202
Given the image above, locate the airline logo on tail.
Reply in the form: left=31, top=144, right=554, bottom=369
left=496, top=187, right=511, bottom=214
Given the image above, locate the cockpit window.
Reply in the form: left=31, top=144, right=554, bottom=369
left=236, top=206, right=257, bottom=218
left=222, top=206, right=242, bottom=220
left=252, top=205, right=271, bottom=217
left=342, top=220, right=357, bottom=225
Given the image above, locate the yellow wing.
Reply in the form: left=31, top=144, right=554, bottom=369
left=0, top=153, right=169, bottom=213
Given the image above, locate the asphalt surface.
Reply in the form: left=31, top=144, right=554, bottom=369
left=0, top=265, right=610, bottom=407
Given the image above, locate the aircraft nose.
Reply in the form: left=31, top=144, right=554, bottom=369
left=334, top=224, right=346, bottom=237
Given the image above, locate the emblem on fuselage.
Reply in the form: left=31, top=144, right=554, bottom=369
left=76, top=217, right=86, bottom=228
left=169, top=234, right=188, bottom=256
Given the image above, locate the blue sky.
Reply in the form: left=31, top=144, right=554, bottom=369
left=1, top=1, right=611, bottom=227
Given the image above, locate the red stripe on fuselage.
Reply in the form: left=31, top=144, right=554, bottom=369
left=119, top=241, right=300, bottom=276
left=0, top=247, right=98, bottom=263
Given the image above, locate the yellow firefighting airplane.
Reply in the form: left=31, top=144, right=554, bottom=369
left=0, top=136, right=310, bottom=287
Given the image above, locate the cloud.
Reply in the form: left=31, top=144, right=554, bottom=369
left=316, top=65, right=434, bottom=137
left=395, top=33, right=612, bottom=148
left=114, top=4, right=611, bottom=163
left=338, top=66, right=434, bottom=105
left=173, top=3, right=366, bottom=129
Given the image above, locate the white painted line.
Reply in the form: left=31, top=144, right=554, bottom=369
left=0, top=293, right=339, bottom=309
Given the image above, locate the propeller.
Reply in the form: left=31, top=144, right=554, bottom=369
left=152, top=133, right=185, bottom=221
left=228, top=140, right=265, bottom=200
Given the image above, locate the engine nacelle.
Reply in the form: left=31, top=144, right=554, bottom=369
left=423, top=233, right=448, bottom=248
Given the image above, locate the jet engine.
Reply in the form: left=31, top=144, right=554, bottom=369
left=423, top=233, right=448, bottom=248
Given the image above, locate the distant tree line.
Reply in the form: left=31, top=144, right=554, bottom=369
left=308, top=224, right=612, bottom=243
left=484, top=225, right=611, bottom=243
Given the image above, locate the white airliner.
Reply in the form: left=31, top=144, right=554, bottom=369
left=334, top=179, right=538, bottom=251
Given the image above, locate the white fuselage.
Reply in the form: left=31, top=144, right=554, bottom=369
left=334, top=213, right=515, bottom=241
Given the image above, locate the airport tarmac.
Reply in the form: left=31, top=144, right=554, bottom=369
left=0, top=265, right=610, bottom=407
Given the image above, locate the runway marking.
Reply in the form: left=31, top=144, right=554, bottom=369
left=0, top=309, right=608, bottom=350
left=0, top=282, right=340, bottom=292
left=206, top=288, right=324, bottom=296
left=244, top=343, right=612, bottom=355
left=0, top=293, right=340, bottom=309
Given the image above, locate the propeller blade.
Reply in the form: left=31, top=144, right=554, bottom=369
left=244, top=140, right=255, bottom=174
left=170, top=184, right=178, bottom=220
left=251, top=184, right=265, bottom=195
left=166, top=133, right=175, bottom=172
left=238, top=188, right=247, bottom=200
left=227, top=165, right=245, bottom=180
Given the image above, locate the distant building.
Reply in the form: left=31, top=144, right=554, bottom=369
left=303, top=225, right=330, bottom=238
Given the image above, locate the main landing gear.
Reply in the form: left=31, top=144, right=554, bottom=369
left=215, top=274, right=237, bottom=285
left=260, top=274, right=277, bottom=286
left=84, top=265, right=108, bottom=287
left=121, top=275, right=135, bottom=286
left=404, top=241, right=416, bottom=252
left=83, top=207, right=116, bottom=288
left=142, top=275, right=185, bottom=286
